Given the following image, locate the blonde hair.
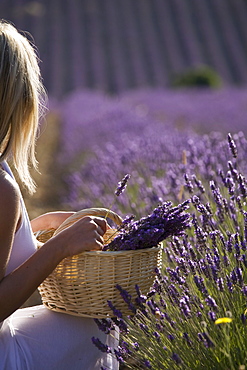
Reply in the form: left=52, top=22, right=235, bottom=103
left=0, top=20, right=46, bottom=194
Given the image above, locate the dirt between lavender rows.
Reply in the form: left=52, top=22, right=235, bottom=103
left=24, top=112, right=63, bottom=219
left=22, top=112, right=63, bottom=307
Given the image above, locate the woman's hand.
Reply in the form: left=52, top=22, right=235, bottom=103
left=31, top=211, right=75, bottom=233
left=51, top=215, right=108, bottom=259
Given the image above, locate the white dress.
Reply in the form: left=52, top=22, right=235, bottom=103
left=0, top=161, right=119, bottom=370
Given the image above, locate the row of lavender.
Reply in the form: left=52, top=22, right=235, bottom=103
left=52, top=87, right=247, bottom=368
left=35, top=0, right=247, bottom=92
left=2, top=0, right=247, bottom=97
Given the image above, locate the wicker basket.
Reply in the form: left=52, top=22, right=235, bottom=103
left=36, top=208, right=163, bottom=318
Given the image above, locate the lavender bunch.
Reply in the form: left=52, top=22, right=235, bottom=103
left=103, top=200, right=191, bottom=251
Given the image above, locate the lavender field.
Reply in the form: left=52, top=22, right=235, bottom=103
left=46, top=87, right=247, bottom=369
left=53, top=87, right=247, bottom=216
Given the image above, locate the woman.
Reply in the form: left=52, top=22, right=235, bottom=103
left=0, top=20, right=118, bottom=369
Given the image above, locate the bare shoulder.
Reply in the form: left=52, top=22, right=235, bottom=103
left=0, top=168, right=20, bottom=224
left=0, top=168, right=20, bottom=202
left=0, top=169, right=21, bottom=280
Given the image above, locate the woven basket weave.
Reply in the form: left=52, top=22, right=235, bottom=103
left=36, top=208, right=162, bottom=318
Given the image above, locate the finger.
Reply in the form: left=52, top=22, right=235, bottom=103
left=89, top=220, right=105, bottom=237
left=92, top=217, right=108, bottom=234
left=97, top=234, right=104, bottom=246
left=93, top=240, right=104, bottom=251
left=89, top=236, right=104, bottom=251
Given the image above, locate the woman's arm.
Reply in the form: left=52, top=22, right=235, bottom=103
left=31, top=211, right=75, bottom=233
left=0, top=174, right=107, bottom=322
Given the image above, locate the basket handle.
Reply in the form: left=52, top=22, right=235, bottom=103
left=53, top=207, right=123, bottom=236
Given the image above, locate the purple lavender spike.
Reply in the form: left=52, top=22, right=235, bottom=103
left=228, top=133, right=238, bottom=158
left=115, top=174, right=131, bottom=196
left=91, top=337, right=111, bottom=353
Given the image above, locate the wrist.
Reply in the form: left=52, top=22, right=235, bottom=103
left=42, top=233, right=67, bottom=266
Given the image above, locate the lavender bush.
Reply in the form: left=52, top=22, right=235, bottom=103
left=93, top=134, right=247, bottom=369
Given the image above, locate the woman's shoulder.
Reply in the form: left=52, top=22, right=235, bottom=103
left=0, top=167, right=20, bottom=213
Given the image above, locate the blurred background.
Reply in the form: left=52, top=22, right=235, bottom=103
left=1, top=0, right=247, bottom=97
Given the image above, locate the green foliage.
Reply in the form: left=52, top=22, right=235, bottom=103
left=171, top=65, right=223, bottom=88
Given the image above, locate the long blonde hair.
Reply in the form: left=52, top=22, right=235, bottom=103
left=0, top=20, right=46, bottom=194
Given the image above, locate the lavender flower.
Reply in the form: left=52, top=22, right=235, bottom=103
left=143, top=359, right=152, bottom=368
left=171, top=352, right=182, bottom=364
left=202, top=332, right=215, bottom=348
left=184, top=173, right=194, bottom=193
left=228, top=161, right=238, bottom=180
left=238, top=174, right=247, bottom=197
left=216, top=277, right=224, bottom=291
left=115, top=174, right=131, bottom=196
left=111, top=317, right=129, bottom=333
left=194, top=276, right=208, bottom=295
left=132, top=342, right=140, bottom=351
left=208, top=311, right=216, bottom=321
left=115, top=285, right=136, bottom=314
left=153, top=331, right=161, bottom=342
left=183, top=332, right=192, bottom=347
left=241, top=314, right=246, bottom=324
left=242, top=286, right=247, bottom=296
left=205, top=296, right=218, bottom=309
left=228, top=133, right=238, bottom=158
left=135, top=284, right=147, bottom=306
left=107, top=301, right=123, bottom=318
left=179, top=296, right=191, bottom=317
left=192, top=174, right=205, bottom=193
left=91, top=337, right=111, bottom=353
left=104, top=201, right=191, bottom=251
left=114, top=348, right=124, bottom=364
left=94, top=318, right=114, bottom=334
